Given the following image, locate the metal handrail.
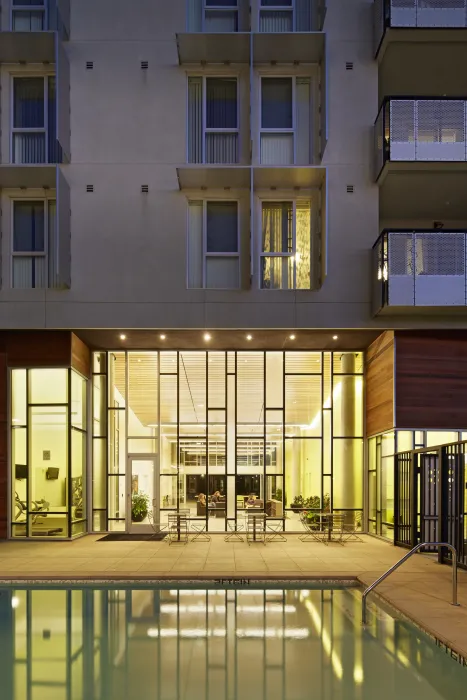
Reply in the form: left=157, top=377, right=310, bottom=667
left=362, top=542, right=459, bottom=625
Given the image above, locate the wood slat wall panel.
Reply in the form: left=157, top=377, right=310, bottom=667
left=395, top=331, right=467, bottom=429
left=71, top=333, right=91, bottom=378
left=5, top=331, right=71, bottom=367
left=366, top=331, right=394, bottom=437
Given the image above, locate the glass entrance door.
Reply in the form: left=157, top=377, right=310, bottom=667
left=127, top=454, right=159, bottom=534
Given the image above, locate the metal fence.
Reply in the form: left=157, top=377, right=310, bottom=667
left=373, top=229, right=467, bottom=311
left=375, top=0, right=467, bottom=54
left=374, top=98, right=467, bottom=177
left=395, top=441, right=467, bottom=569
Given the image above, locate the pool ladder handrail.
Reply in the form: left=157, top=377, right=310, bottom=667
left=362, top=541, right=459, bottom=625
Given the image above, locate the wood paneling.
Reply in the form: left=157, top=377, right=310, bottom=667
left=4, top=331, right=71, bottom=367
left=71, top=333, right=91, bottom=378
left=395, top=331, right=467, bottom=429
left=366, top=331, right=395, bottom=437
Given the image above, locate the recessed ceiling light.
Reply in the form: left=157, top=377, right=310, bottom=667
left=289, top=334, right=296, bottom=340
left=119, top=334, right=126, bottom=340
left=333, top=335, right=338, bottom=340
left=137, top=359, right=141, bottom=363
left=246, top=334, right=253, bottom=341
left=160, top=334, right=166, bottom=340
left=204, top=333, right=211, bottom=341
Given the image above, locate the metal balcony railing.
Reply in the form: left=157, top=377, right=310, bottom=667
left=374, top=98, right=467, bottom=178
left=375, top=0, right=467, bottom=53
left=373, top=229, right=467, bottom=311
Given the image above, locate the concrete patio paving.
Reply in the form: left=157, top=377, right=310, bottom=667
left=1, top=533, right=466, bottom=660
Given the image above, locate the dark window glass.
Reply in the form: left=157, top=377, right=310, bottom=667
left=13, top=201, right=45, bottom=252
left=206, top=78, right=237, bottom=129
left=207, top=202, right=238, bottom=253
left=261, top=78, right=292, bottom=129
left=206, top=0, right=237, bottom=5
left=261, top=0, right=292, bottom=5
left=14, top=77, right=44, bottom=128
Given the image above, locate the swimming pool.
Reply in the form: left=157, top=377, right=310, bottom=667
left=0, top=583, right=464, bottom=699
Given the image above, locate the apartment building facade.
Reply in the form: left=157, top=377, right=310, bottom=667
left=1, top=0, right=467, bottom=548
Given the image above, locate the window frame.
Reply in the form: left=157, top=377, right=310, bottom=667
left=11, top=196, right=55, bottom=290
left=202, top=0, right=239, bottom=31
left=10, top=1, right=47, bottom=31
left=259, top=197, right=312, bottom=290
left=260, top=74, right=314, bottom=165
left=187, top=198, right=241, bottom=290
left=10, top=73, right=54, bottom=165
left=187, top=74, right=240, bottom=164
left=259, top=0, right=295, bottom=31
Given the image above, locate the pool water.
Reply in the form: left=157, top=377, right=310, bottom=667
left=0, top=584, right=465, bottom=699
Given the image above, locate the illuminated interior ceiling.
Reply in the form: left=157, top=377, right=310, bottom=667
left=112, top=351, right=363, bottom=431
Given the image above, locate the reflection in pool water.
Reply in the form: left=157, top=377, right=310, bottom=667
left=0, top=585, right=465, bottom=700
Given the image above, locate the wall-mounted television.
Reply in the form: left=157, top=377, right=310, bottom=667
left=15, top=464, right=27, bottom=480
left=46, top=467, right=60, bottom=480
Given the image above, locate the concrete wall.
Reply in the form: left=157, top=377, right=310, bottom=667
left=0, top=0, right=466, bottom=331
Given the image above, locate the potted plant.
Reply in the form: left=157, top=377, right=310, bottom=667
left=290, top=495, right=306, bottom=512
left=275, top=488, right=283, bottom=502
left=132, top=491, right=150, bottom=523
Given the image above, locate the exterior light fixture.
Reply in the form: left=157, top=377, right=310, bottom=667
left=160, top=334, right=166, bottom=340
left=119, top=334, right=126, bottom=340
left=289, top=334, right=296, bottom=340
left=204, top=333, right=211, bottom=341
left=246, top=334, right=253, bottom=341
left=333, top=335, right=338, bottom=340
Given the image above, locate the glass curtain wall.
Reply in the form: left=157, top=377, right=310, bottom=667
left=92, top=350, right=364, bottom=532
left=368, top=429, right=465, bottom=540
left=10, top=368, right=87, bottom=538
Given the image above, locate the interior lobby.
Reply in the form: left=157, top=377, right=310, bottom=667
left=6, top=330, right=369, bottom=539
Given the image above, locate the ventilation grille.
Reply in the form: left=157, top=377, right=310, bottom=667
left=86, top=61, right=94, bottom=70
left=86, top=185, right=94, bottom=193
left=141, top=61, right=149, bottom=70
left=141, top=185, right=149, bottom=194
left=347, top=185, right=354, bottom=194
left=346, top=62, right=354, bottom=70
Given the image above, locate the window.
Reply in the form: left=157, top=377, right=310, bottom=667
left=187, top=0, right=239, bottom=32
left=260, top=76, right=311, bottom=165
left=12, top=76, right=58, bottom=164
left=187, top=200, right=240, bottom=289
left=260, top=200, right=312, bottom=289
left=188, top=76, right=238, bottom=164
left=259, top=0, right=313, bottom=32
left=12, top=199, right=57, bottom=289
left=12, top=0, right=45, bottom=31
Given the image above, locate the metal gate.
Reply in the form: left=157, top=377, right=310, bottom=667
left=395, top=442, right=466, bottom=569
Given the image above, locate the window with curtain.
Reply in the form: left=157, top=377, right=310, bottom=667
left=12, top=1, right=45, bottom=31
left=188, top=76, right=239, bottom=164
left=260, top=201, right=311, bottom=289
left=188, top=200, right=240, bottom=289
left=187, top=0, right=239, bottom=31
left=259, top=0, right=313, bottom=32
left=13, top=76, right=57, bottom=164
left=260, top=76, right=311, bottom=165
left=12, top=199, right=56, bottom=289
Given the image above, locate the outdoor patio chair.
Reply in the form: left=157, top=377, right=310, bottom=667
left=225, top=516, right=245, bottom=542
left=191, top=519, right=211, bottom=542
left=246, top=512, right=266, bottom=545
left=167, top=513, right=189, bottom=545
left=342, top=513, right=363, bottom=542
left=325, top=513, right=345, bottom=546
left=298, top=511, right=326, bottom=543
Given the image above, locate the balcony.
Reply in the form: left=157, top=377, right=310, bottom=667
left=375, top=0, right=467, bottom=58
left=0, top=0, right=70, bottom=63
left=177, top=0, right=326, bottom=65
left=373, top=229, right=467, bottom=314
